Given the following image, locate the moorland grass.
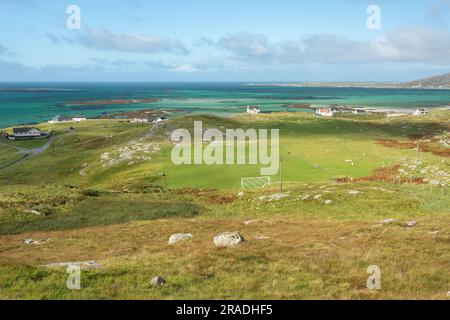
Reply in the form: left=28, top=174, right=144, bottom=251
left=0, top=112, right=448, bottom=299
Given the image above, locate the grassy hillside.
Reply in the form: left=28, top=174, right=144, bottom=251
left=0, top=111, right=449, bottom=299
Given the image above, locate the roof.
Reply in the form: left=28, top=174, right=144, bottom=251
left=57, top=115, right=73, bottom=121
left=13, top=127, right=41, bottom=133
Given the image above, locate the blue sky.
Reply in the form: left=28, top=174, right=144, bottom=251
left=1, top=0, right=450, bottom=81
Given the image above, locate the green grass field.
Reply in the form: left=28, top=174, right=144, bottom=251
left=0, top=112, right=449, bottom=299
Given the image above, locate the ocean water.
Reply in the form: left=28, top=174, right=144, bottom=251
left=1, top=82, right=450, bottom=128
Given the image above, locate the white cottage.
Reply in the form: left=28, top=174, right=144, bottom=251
left=315, top=107, right=334, bottom=117
left=48, top=115, right=73, bottom=124
left=72, top=116, right=87, bottom=122
left=353, top=108, right=367, bottom=115
left=12, top=127, right=42, bottom=138
left=247, top=105, right=261, bottom=114
left=413, top=108, right=429, bottom=116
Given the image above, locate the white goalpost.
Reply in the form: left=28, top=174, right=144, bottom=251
left=241, top=176, right=271, bottom=189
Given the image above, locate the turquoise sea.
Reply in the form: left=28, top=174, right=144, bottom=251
left=1, top=82, right=450, bottom=128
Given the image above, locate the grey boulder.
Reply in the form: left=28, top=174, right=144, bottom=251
left=213, top=231, right=245, bottom=247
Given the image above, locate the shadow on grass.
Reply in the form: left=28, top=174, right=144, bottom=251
left=0, top=197, right=203, bottom=235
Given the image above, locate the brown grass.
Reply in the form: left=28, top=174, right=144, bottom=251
left=177, top=188, right=237, bottom=204
left=376, top=139, right=450, bottom=158
left=1, top=215, right=448, bottom=299
left=355, top=165, right=427, bottom=184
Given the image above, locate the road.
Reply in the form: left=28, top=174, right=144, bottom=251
left=0, top=136, right=55, bottom=170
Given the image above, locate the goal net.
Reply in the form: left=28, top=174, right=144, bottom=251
left=241, top=176, right=271, bottom=189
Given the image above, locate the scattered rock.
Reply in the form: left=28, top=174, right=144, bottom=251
left=429, top=231, right=440, bottom=235
left=213, top=231, right=245, bottom=247
left=237, top=192, right=244, bottom=197
left=43, top=261, right=101, bottom=270
left=300, top=195, right=311, bottom=201
left=244, top=220, right=258, bottom=226
left=379, top=218, right=397, bottom=225
left=324, top=199, right=332, bottom=205
left=168, top=233, right=193, bottom=245
left=24, top=239, right=42, bottom=245
left=150, top=276, right=166, bottom=287
left=348, top=190, right=362, bottom=195
left=430, top=179, right=440, bottom=186
left=100, top=152, right=110, bottom=160
left=447, top=291, right=450, bottom=297
left=403, top=221, right=417, bottom=228
left=24, top=209, right=42, bottom=216
left=258, top=192, right=290, bottom=202
left=254, top=236, right=269, bottom=240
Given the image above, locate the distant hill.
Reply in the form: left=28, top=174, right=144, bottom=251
left=258, top=72, right=450, bottom=89
left=252, top=72, right=450, bottom=89
left=404, top=73, right=450, bottom=89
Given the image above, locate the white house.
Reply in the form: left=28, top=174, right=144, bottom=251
left=353, top=108, right=367, bottom=115
left=131, top=116, right=151, bottom=123
left=48, top=115, right=86, bottom=123
left=152, top=117, right=167, bottom=124
left=12, top=127, right=42, bottom=139
left=72, top=116, right=87, bottom=122
left=247, top=105, right=261, bottom=114
left=48, top=115, right=72, bottom=124
left=315, top=107, right=334, bottom=117
left=413, top=108, right=429, bottom=116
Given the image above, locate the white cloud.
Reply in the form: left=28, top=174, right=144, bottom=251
left=303, top=34, right=376, bottom=63
left=169, top=64, right=199, bottom=73
left=373, top=26, right=450, bottom=63
left=217, top=32, right=302, bottom=64
left=79, top=28, right=188, bottom=55
left=213, top=27, right=450, bottom=66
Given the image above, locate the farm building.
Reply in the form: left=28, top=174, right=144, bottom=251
left=48, top=115, right=86, bottom=124
left=48, top=115, right=73, bottom=123
left=315, top=107, right=335, bottom=117
left=131, top=116, right=151, bottom=123
left=352, top=108, right=367, bottom=115
left=72, top=116, right=87, bottom=122
left=10, top=127, right=44, bottom=140
left=131, top=115, right=167, bottom=124
left=153, top=117, right=167, bottom=124
left=247, top=105, right=261, bottom=114
left=413, top=108, right=429, bottom=116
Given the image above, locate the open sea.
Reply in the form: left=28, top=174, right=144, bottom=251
left=1, top=82, right=450, bottom=128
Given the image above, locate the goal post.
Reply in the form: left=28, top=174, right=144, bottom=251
left=241, top=176, right=271, bottom=189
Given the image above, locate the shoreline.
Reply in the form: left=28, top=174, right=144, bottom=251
left=247, top=83, right=450, bottom=90
left=3, top=105, right=449, bottom=130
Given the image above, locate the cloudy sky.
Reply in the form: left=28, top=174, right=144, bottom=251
left=1, top=0, right=450, bottom=82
